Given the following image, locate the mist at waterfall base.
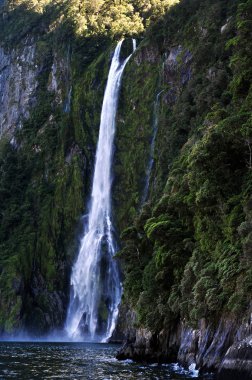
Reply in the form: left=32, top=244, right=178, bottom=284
left=64, top=40, right=136, bottom=343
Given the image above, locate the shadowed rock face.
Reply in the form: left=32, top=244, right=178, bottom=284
left=117, top=313, right=252, bottom=375
left=25, top=272, right=67, bottom=335
left=217, top=336, right=252, bottom=380
left=116, top=326, right=180, bottom=363
left=0, top=39, right=38, bottom=137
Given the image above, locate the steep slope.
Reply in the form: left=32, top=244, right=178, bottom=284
left=0, top=0, right=112, bottom=335
left=0, top=0, right=176, bottom=336
left=0, top=0, right=251, bottom=377
left=115, top=0, right=252, bottom=375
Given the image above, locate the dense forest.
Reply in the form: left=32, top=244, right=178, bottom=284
left=0, top=0, right=251, bottom=376
left=119, top=0, right=252, bottom=330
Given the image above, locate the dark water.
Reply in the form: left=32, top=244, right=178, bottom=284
left=0, top=342, right=214, bottom=379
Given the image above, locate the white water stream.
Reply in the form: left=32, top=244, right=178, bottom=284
left=66, top=40, right=136, bottom=341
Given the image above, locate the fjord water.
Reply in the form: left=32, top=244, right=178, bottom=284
left=66, top=40, right=136, bottom=341
left=0, top=342, right=214, bottom=379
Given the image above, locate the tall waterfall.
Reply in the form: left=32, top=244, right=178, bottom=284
left=65, top=40, right=136, bottom=342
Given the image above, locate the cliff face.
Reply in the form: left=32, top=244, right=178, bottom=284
left=0, top=39, right=37, bottom=137
left=0, top=35, right=76, bottom=334
left=0, top=2, right=99, bottom=335
left=0, top=0, right=124, bottom=334
left=117, top=311, right=252, bottom=374
left=113, top=0, right=252, bottom=376
left=0, top=0, right=252, bottom=377
left=218, top=335, right=252, bottom=380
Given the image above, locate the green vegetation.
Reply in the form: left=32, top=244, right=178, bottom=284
left=118, top=0, right=252, bottom=332
left=0, top=0, right=251, bottom=336
left=1, top=0, right=178, bottom=46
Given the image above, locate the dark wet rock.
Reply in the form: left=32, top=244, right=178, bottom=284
left=178, top=326, right=199, bottom=367
left=12, top=277, right=24, bottom=295
left=0, top=38, right=38, bottom=137
left=65, top=144, right=83, bottom=165
left=217, top=336, right=252, bottom=380
left=178, top=316, right=252, bottom=373
left=198, top=319, right=236, bottom=372
left=164, top=46, right=183, bottom=75
left=25, top=290, right=67, bottom=336
left=25, top=271, right=67, bottom=335
left=134, top=44, right=159, bottom=66
left=163, top=46, right=192, bottom=105
left=47, top=50, right=71, bottom=107
left=110, top=304, right=136, bottom=343
left=117, top=325, right=180, bottom=363
left=117, top=311, right=252, bottom=375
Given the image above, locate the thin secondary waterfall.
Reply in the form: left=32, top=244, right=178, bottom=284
left=64, top=44, right=72, bottom=113
left=66, top=40, right=136, bottom=342
left=142, top=90, right=163, bottom=204
left=64, top=86, right=72, bottom=113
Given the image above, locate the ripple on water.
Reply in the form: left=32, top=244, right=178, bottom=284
left=0, top=342, right=215, bottom=380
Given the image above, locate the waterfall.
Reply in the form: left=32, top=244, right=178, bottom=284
left=65, top=40, right=136, bottom=342
left=142, top=90, right=164, bottom=204
left=64, top=45, right=72, bottom=113
left=64, top=86, right=72, bottom=113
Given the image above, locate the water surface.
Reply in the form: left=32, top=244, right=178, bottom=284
left=0, top=342, right=214, bottom=379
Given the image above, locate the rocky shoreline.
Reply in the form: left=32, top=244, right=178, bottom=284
left=115, top=309, right=252, bottom=379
